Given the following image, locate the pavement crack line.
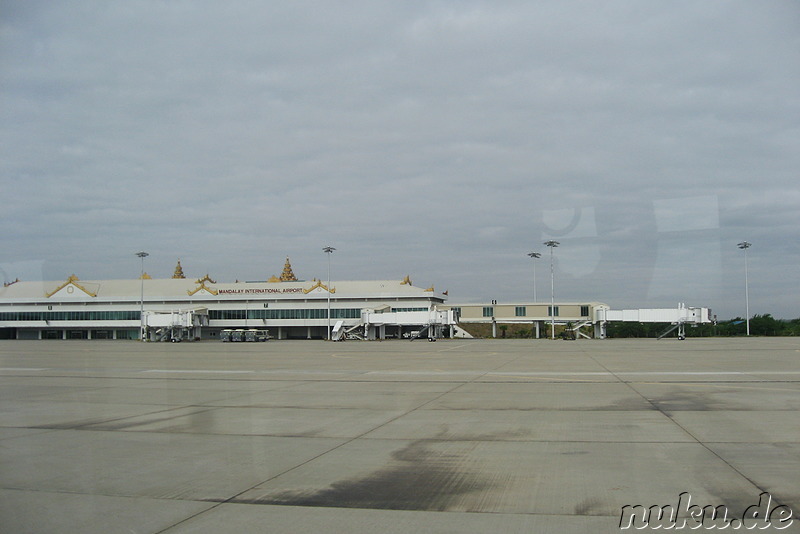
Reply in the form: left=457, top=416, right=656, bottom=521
left=577, top=345, right=784, bottom=507
left=160, top=349, right=529, bottom=528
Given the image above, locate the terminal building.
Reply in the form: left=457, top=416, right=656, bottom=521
left=0, top=258, right=612, bottom=341
left=3, top=258, right=709, bottom=341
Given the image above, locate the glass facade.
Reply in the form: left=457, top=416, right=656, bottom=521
left=115, top=329, right=138, bottom=340
left=0, top=311, right=140, bottom=321
left=209, top=308, right=361, bottom=320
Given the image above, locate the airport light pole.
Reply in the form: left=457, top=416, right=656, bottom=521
left=544, top=240, right=559, bottom=339
left=135, top=251, right=149, bottom=341
left=323, top=246, right=335, bottom=340
left=737, top=241, right=751, bottom=336
left=527, top=252, right=541, bottom=302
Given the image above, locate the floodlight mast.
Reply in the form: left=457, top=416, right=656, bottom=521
left=737, top=241, right=751, bottom=336
left=135, top=251, right=149, bottom=341
left=527, top=252, right=541, bottom=302
left=323, top=246, right=336, bottom=340
left=544, top=241, right=559, bottom=339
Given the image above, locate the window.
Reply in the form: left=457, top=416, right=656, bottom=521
left=482, top=306, right=494, bottom=317
left=548, top=306, right=560, bottom=317
left=581, top=305, right=590, bottom=317
left=115, top=329, right=137, bottom=340
left=515, top=306, right=526, bottom=317
left=210, top=308, right=361, bottom=321
left=0, top=310, right=139, bottom=322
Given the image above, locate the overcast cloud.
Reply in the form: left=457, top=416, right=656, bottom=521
left=2, top=1, right=799, bottom=318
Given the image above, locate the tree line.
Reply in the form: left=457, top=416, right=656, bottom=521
left=604, top=314, right=800, bottom=338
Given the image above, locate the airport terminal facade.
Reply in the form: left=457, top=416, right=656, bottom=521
left=0, top=259, right=605, bottom=341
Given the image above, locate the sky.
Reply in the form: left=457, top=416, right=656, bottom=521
left=1, top=0, right=799, bottom=319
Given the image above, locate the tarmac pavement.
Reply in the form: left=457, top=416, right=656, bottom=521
left=1, top=337, right=798, bottom=533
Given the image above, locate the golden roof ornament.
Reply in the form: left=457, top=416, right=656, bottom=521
left=196, top=274, right=216, bottom=284
left=45, top=274, right=97, bottom=297
left=401, top=275, right=412, bottom=285
left=303, top=279, right=335, bottom=294
left=187, top=281, right=219, bottom=296
left=280, top=257, right=298, bottom=282
left=172, top=260, right=186, bottom=279
left=140, top=272, right=152, bottom=280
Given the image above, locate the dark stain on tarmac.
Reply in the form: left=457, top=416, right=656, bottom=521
left=44, top=408, right=217, bottom=432
left=574, top=497, right=603, bottom=515
left=646, top=389, right=720, bottom=413
left=590, top=397, right=657, bottom=411
left=232, top=439, right=493, bottom=511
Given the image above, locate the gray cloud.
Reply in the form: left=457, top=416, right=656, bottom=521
left=2, top=0, right=798, bottom=317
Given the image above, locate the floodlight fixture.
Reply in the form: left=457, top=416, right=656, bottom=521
left=527, top=252, right=541, bottom=302
left=135, top=251, right=149, bottom=341
left=737, top=241, right=752, bottom=336
left=323, top=247, right=336, bottom=340
left=544, top=241, right=560, bottom=339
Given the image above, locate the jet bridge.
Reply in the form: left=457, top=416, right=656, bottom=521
left=144, top=308, right=208, bottom=342
left=359, top=308, right=458, bottom=340
left=594, top=304, right=711, bottom=340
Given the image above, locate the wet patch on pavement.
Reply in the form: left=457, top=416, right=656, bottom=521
left=228, top=439, right=494, bottom=511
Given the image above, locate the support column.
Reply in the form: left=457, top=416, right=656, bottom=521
left=594, top=321, right=606, bottom=339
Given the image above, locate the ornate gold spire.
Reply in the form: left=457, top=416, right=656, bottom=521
left=280, top=257, right=298, bottom=282
left=172, top=260, right=186, bottom=279
left=140, top=272, right=152, bottom=280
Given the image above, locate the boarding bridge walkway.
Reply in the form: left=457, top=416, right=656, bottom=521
left=144, top=308, right=208, bottom=342
left=331, top=308, right=459, bottom=341
left=593, top=304, right=712, bottom=340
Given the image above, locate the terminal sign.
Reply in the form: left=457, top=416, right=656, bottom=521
left=218, top=288, right=305, bottom=295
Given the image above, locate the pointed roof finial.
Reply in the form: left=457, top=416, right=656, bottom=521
left=280, top=257, right=298, bottom=281
left=195, top=274, right=216, bottom=284
left=173, top=260, right=186, bottom=279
